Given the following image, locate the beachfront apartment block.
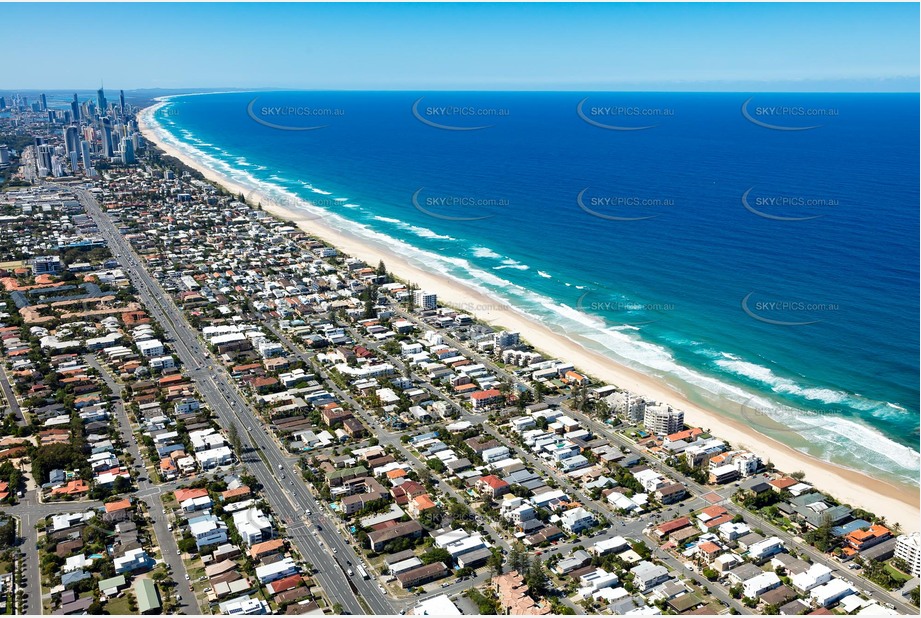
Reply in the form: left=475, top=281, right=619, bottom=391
left=895, top=532, right=921, bottom=576
left=643, top=403, right=684, bottom=435
left=413, top=290, right=437, bottom=311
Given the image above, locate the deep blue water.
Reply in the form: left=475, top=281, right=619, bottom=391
left=149, top=91, right=919, bottom=487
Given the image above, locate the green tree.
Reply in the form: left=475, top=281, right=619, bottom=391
left=228, top=422, right=243, bottom=455
left=487, top=547, right=504, bottom=577
left=525, top=559, right=548, bottom=597
left=422, top=548, right=452, bottom=565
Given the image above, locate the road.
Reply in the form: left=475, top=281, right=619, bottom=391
left=549, top=400, right=917, bottom=614
left=387, top=306, right=916, bottom=614
left=84, top=354, right=200, bottom=613
left=265, top=323, right=513, bottom=553
left=0, top=363, right=27, bottom=427
left=68, top=183, right=914, bottom=615
left=72, top=186, right=394, bottom=615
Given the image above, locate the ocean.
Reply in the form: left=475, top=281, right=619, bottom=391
left=147, top=91, right=920, bottom=490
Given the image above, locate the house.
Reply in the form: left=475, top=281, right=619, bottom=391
left=591, top=536, right=630, bottom=556
left=181, top=495, right=214, bottom=512
left=233, top=508, right=273, bottom=546
left=188, top=514, right=229, bottom=550
left=255, top=557, right=299, bottom=584
left=481, top=446, right=510, bottom=464
left=174, top=487, right=209, bottom=503
left=727, top=563, right=763, bottom=585
left=470, top=388, right=504, bottom=409
left=412, top=594, right=463, bottom=616
left=221, top=486, right=252, bottom=503
left=476, top=475, right=510, bottom=499
left=135, top=579, right=161, bottom=614
left=630, top=561, right=670, bottom=592
left=103, top=498, right=132, bottom=522
left=396, top=562, right=448, bottom=589
left=267, top=574, right=304, bottom=596
left=249, top=539, right=286, bottom=561
left=579, top=568, right=619, bottom=594
left=655, top=483, right=687, bottom=504
left=810, top=578, right=855, bottom=608
left=845, top=524, right=891, bottom=552
left=695, top=541, right=722, bottom=565
left=747, top=536, right=784, bottom=562
left=368, top=520, right=424, bottom=552
left=554, top=550, right=592, bottom=575
left=560, top=507, right=597, bottom=534
left=792, top=563, right=832, bottom=593
left=655, top=517, right=691, bottom=539
left=742, top=571, right=781, bottom=599
left=114, top=548, right=153, bottom=574
left=407, top=494, right=438, bottom=519
left=98, top=574, right=127, bottom=597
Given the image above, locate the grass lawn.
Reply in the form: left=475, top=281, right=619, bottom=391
left=885, top=563, right=912, bottom=584
left=103, top=594, right=134, bottom=615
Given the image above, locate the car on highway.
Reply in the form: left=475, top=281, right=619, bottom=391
left=185, top=574, right=190, bottom=580
left=332, top=548, right=337, bottom=553
left=348, top=569, right=354, bottom=576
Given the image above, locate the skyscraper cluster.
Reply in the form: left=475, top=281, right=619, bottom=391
left=3, top=84, right=143, bottom=178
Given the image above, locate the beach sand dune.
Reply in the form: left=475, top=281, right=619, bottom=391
left=139, top=102, right=919, bottom=532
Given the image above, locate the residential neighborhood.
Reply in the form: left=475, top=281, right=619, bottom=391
left=0, top=100, right=917, bottom=616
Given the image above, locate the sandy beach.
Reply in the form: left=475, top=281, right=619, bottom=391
left=139, top=101, right=919, bottom=532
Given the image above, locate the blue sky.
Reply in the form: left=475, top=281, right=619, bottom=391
left=4, top=2, right=918, bottom=91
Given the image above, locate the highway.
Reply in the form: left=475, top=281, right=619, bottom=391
left=68, top=182, right=914, bottom=615
left=71, top=186, right=395, bottom=615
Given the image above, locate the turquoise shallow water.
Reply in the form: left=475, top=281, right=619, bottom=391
left=147, top=91, right=919, bottom=489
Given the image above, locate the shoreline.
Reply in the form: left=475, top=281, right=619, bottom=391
left=138, top=101, right=920, bottom=532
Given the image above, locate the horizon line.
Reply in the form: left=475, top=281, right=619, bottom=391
left=4, top=87, right=920, bottom=94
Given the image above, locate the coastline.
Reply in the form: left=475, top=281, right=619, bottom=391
left=139, top=101, right=920, bottom=532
